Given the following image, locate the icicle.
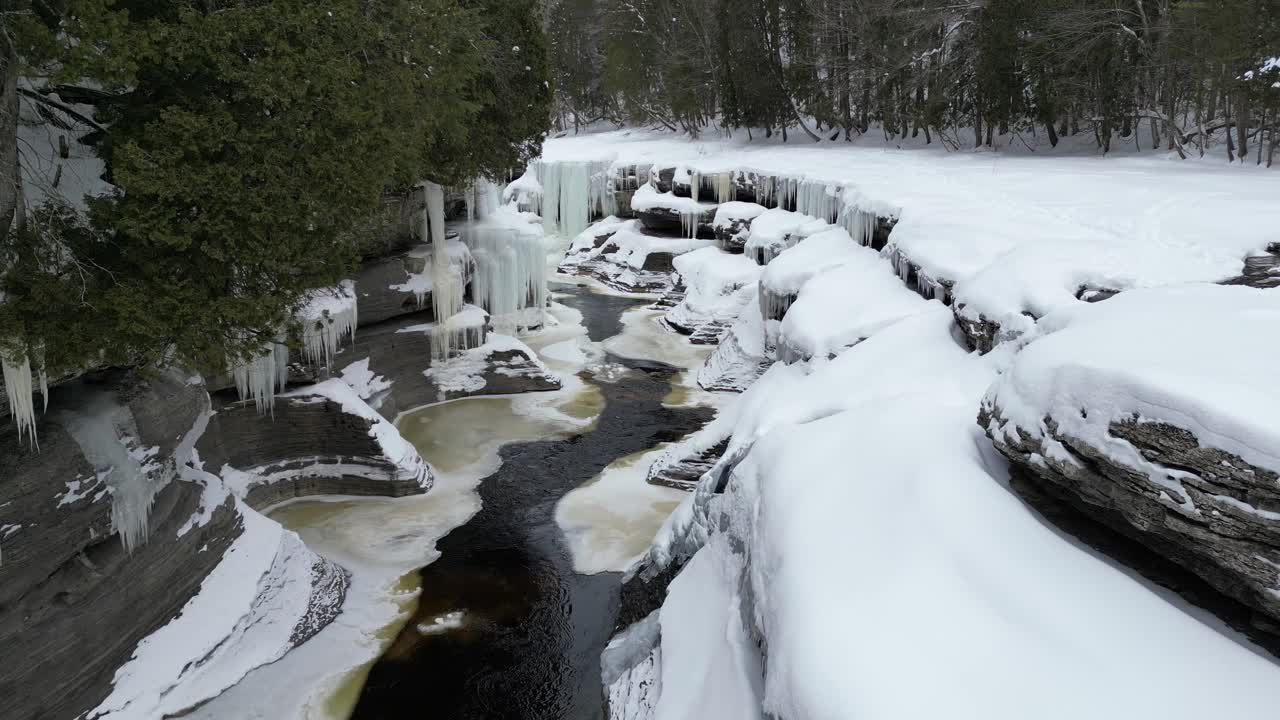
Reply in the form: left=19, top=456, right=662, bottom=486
left=716, top=173, right=734, bottom=203
left=465, top=219, right=547, bottom=334
left=420, top=181, right=465, bottom=359
left=300, top=281, right=358, bottom=370
left=60, top=393, right=166, bottom=554
left=231, top=345, right=282, bottom=415
left=2, top=353, right=39, bottom=448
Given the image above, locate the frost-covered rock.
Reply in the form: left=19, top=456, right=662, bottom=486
left=559, top=219, right=713, bottom=294
left=982, top=284, right=1280, bottom=643
left=697, top=292, right=770, bottom=392
left=664, top=247, right=761, bottom=345
left=711, top=201, right=767, bottom=253
left=742, top=208, right=826, bottom=266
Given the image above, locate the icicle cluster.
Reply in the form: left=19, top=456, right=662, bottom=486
left=838, top=204, right=879, bottom=247
left=423, top=181, right=466, bottom=359
left=715, top=173, right=735, bottom=203
left=464, top=178, right=503, bottom=221
left=535, top=159, right=615, bottom=238
left=2, top=352, right=47, bottom=448
left=467, top=223, right=548, bottom=335
left=60, top=394, right=164, bottom=554
left=231, top=342, right=290, bottom=414
left=301, top=281, right=359, bottom=370
left=796, top=180, right=841, bottom=222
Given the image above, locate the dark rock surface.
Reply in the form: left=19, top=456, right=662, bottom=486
left=326, top=311, right=560, bottom=421
left=715, top=216, right=753, bottom=253
left=0, top=371, right=240, bottom=720
left=198, top=392, right=431, bottom=510
left=981, top=404, right=1280, bottom=651
left=636, top=206, right=717, bottom=238
left=646, top=438, right=728, bottom=491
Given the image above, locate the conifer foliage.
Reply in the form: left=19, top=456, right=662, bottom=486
left=0, top=0, right=550, bottom=376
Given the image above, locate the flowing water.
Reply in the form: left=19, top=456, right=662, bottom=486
left=348, top=286, right=714, bottom=720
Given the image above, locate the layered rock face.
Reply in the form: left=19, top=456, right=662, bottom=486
left=0, top=371, right=357, bottom=720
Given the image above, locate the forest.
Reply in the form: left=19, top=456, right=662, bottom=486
left=547, top=0, right=1280, bottom=160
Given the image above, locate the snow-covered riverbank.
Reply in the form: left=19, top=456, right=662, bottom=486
left=528, top=131, right=1280, bottom=719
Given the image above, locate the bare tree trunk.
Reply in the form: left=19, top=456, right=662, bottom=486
left=1235, top=88, right=1250, bottom=162
left=0, top=42, right=19, bottom=239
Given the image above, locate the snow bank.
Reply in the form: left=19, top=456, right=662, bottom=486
left=984, top=284, right=1280, bottom=482
left=727, top=390, right=1280, bottom=720
left=91, top=502, right=337, bottom=719
left=741, top=209, right=822, bottom=265
left=542, top=129, right=1280, bottom=348
left=777, top=247, right=933, bottom=362
left=630, top=184, right=716, bottom=215
left=653, top=536, right=763, bottom=720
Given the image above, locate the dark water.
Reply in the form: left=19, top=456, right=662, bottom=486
left=352, top=285, right=712, bottom=720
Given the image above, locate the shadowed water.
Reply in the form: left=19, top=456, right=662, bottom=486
left=352, top=285, right=713, bottom=720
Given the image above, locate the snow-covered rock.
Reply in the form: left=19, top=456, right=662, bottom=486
left=982, top=284, right=1280, bottom=639
left=559, top=219, right=713, bottom=294
left=664, top=247, right=761, bottom=345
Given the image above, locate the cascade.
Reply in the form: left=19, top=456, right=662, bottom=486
left=301, top=280, right=358, bottom=369
left=690, top=171, right=700, bottom=203
left=2, top=352, right=44, bottom=448
left=424, top=181, right=466, bottom=359
left=754, top=175, right=776, bottom=207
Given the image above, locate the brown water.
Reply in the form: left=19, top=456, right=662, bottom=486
left=350, top=287, right=714, bottom=720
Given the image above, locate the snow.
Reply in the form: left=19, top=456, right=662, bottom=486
left=90, top=501, right=329, bottom=719
left=606, top=225, right=714, bottom=270
left=423, top=333, right=549, bottom=395
left=741, top=208, right=822, bottom=265
left=338, top=358, right=391, bottom=402
left=630, top=181, right=717, bottom=238
left=777, top=246, right=932, bottom=362
left=541, top=129, right=1280, bottom=347
left=630, top=183, right=717, bottom=215
left=638, top=297, right=1280, bottom=719
left=726, top=388, right=1280, bottom=719
left=666, top=247, right=760, bottom=333
left=712, top=201, right=767, bottom=228
left=652, top=535, right=763, bottom=720
left=984, top=284, right=1280, bottom=486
